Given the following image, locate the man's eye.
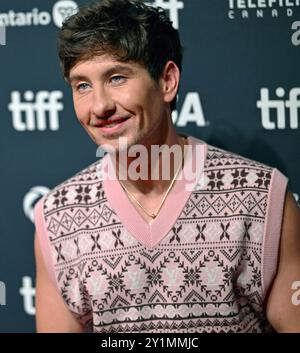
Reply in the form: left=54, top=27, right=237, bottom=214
left=76, top=83, right=90, bottom=91
left=110, top=76, right=125, bottom=84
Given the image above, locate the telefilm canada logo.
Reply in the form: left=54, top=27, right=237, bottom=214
left=228, top=0, right=300, bottom=19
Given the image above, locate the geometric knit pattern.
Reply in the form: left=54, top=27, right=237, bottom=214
left=41, top=144, right=277, bottom=333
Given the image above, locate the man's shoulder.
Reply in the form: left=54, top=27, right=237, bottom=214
left=195, top=141, right=289, bottom=194
left=204, top=142, right=274, bottom=172
left=43, top=158, right=104, bottom=205
left=189, top=135, right=273, bottom=171
left=187, top=135, right=286, bottom=193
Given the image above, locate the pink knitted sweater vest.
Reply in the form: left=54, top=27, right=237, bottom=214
left=34, top=135, right=287, bottom=333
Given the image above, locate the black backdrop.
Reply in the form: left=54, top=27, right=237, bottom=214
left=0, top=0, right=299, bottom=332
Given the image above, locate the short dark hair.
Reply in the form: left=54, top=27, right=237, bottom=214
left=57, top=0, right=183, bottom=110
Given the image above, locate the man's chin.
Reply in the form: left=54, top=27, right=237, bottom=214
left=97, top=136, right=134, bottom=155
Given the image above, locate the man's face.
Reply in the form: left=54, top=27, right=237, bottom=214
left=69, top=54, right=170, bottom=152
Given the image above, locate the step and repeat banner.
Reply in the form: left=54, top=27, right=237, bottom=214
left=0, top=0, right=299, bottom=332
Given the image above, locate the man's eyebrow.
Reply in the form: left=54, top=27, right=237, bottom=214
left=69, top=64, right=136, bottom=84
left=103, top=64, right=136, bottom=77
left=69, top=74, right=88, bottom=84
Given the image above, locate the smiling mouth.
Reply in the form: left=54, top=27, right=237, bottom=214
left=96, top=117, right=130, bottom=128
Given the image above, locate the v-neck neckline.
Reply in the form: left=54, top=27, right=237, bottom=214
left=102, top=135, right=207, bottom=248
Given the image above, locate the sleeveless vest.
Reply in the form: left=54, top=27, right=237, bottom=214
left=34, top=135, right=287, bottom=332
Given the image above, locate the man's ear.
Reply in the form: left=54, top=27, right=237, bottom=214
left=160, top=61, right=180, bottom=106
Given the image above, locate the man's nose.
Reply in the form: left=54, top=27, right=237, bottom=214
left=91, top=86, right=116, bottom=118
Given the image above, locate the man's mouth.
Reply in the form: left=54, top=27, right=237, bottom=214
left=96, top=117, right=130, bottom=128
left=102, top=119, right=128, bottom=128
left=91, top=116, right=131, bottom=133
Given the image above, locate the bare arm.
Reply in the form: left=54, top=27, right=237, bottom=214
left=265, top=192, right=300, bottom=332
left=34, top=231, right=85, bottom=333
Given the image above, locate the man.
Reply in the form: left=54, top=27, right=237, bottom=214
left=34, top=0, right=300, bottom=333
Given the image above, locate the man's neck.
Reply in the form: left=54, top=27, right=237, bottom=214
left=114, top=132, right=188, bottom=196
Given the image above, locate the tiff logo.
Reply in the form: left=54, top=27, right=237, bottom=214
left=0, top=25, right=5, bottom=45
left=0, top=281, right=6, bottom=306
left=146, top=0, right=184, bottom=29
left=257, top=88, right=300, bottom=129
left=291, top=20, right=300, bottom=45
left=19, top=276, right=35, bottom=315
left=9, top=90, right=63, bottom=131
